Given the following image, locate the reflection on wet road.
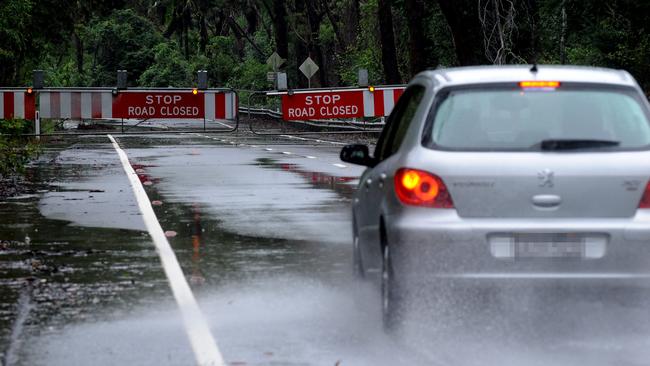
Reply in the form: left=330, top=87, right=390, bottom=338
left=2, top=133, right=650, bottom=365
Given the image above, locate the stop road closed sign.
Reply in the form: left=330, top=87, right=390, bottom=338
left=113, top=91, right=204, bottom=119
left=282, top=91, right=364, bottom=120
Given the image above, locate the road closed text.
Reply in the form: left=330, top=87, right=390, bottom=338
left=113, top=92, right=204, bottom=119
left=127, top=105, right=200, bottom=117
left=282, top=91, right=364, bottom=120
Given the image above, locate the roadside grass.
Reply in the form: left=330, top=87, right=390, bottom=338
left=0, top=119, right=41, bottom=197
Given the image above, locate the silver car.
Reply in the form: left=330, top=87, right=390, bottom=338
left=340, top=65, right=650, bottom=329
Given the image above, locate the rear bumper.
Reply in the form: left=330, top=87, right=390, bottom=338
left=385, top=209, right=650, bottom=282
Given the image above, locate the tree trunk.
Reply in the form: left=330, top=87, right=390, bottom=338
left=404, top=0, right=436, bottom=75
left=377, top=0, right=401, bottom=84
left=321, top=0, right=346, bottom=49
left=183, top=9, right=191, bottom=59
left=199, top=15, right=209, bottom=54
left=228, top=16, right=266, bottom=57
left=526, top=0, right=540, bottom=63
left=306, top=1, right=326, bottom=86
left=244, top=0, right=259, bottom=34
left=293, top=0, right=310, bottom=87
left=343, top=0, right=360, bottom=46
left=560, top=0, right=567, bottom=65
left=272, top=0, right=289, bottom=59
left=437, top=0, right=487, bottom=65
left=73, top=32, right=84, bottom=74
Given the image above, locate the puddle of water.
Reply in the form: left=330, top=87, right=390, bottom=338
left=0, top=145, right=171, bottom=364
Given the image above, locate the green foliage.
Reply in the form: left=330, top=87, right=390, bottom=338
left=205, top=36, right=239, bottom=85
left=0, top=118, right=31, bottom=135
left=0, top=119, right=40, bottom=179
left=0, top=0, right=32, bottom=84
left=138, top=42, right=193, bottom=87
left=3, top=0, right=650, bottom=92
left=84, top=9, right=163, bottom=86
left=228, top=58, right=268, bottom=90
left=40, top=55, right=92, bottom=87
left=337, top=0, right=384, bottom=85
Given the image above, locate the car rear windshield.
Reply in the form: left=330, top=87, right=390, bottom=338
left=423, top=84, right=650, bottom=151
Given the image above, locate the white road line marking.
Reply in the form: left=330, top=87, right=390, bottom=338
left=333, top=163, right=347, bottom=168
left=108, top=135, right=225, bottom=366
left=211, top=120, right=232, bottom=128
left=279, top=135, right=305, bottom=141
left=278, top=134, right=345, bottom=146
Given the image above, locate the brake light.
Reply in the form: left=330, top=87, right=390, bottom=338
left=519, top=81, right=560, bottom=88
left=640, top=181, right=650, bottom=208
left=394, top=168, right=454, bottom=208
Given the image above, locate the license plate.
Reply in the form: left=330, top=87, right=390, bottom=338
left=515, top=234, right=584, bottom=258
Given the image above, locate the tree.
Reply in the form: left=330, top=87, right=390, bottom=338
left=3, top=0, right=650, bottom=92
left=0, top=0, right=32, bottom=85
left=138, top=43, right=193, bottom=87
left=404, top=0, right=437, bottom=74
left=377, top=0, right=401, bottom=83
left=84, top=9, right=162, bottom=86
left=437, top=0, right=488, bottom=65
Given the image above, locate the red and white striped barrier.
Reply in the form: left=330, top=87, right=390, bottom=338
left=0, top=90, right=36, bottom=120
left=205, top=91, right=238, bottom=120
left=274, top=86, right=405, bottom=121
left=39, top=90, right=113, bottom=119
left=38, top=89, right=237, bottom=121
left=362, top=87, right=404, bottom=117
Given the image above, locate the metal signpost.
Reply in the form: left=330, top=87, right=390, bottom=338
left=267, top=52, right=285, bottom=90
left=266, top=52, right=285, bottom=72
left=299, top=57, right=319, bottom=88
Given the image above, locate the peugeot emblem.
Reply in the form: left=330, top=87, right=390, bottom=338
left=538, top=169, right=554, bottom=188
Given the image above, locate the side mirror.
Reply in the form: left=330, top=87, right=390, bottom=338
left=340, top=144, right=377, bottom=167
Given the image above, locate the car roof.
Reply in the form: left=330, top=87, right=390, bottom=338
left=419, top=65, right=637, bottom=88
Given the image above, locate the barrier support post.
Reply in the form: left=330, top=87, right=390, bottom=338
left=35, top=111, right=40, bottom=141
left=121, top=119, right=124, bottom=133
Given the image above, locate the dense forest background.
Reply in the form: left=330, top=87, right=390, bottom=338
left=1, top=0, right=650, bottom=91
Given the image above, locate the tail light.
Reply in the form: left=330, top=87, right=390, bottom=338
left=640, top=181, right=650, bottom=208
left=394, top=168, right=454, bottom=208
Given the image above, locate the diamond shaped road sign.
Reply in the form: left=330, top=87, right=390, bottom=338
left=299, top=57, right=319, bottom=79
left=266, top=52, right=285, bottom=72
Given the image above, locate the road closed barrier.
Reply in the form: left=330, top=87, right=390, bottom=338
left=113, top=90, right=237, bottom=120
left=1, top=89, right=36, bottom=120
left=39, top=90, right=113, bottom=119
left=270, top=86, right=404, bottom=121
left=113, top=91, right=204, bottom=119
left=37, top=88, right=238, bottom=121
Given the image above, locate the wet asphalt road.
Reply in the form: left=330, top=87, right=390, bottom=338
left=3, top=127, right=650, bottom=366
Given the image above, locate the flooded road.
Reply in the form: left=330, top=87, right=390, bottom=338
left=2, top=131, right=650, bottom=366
left=0, top=132, right=420, bottom=365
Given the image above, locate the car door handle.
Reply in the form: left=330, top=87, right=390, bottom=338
left=532, top=194, right=562, bottom=208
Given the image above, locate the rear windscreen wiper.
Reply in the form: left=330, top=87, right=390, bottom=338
left=534, top=139, right=620, bottom=151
